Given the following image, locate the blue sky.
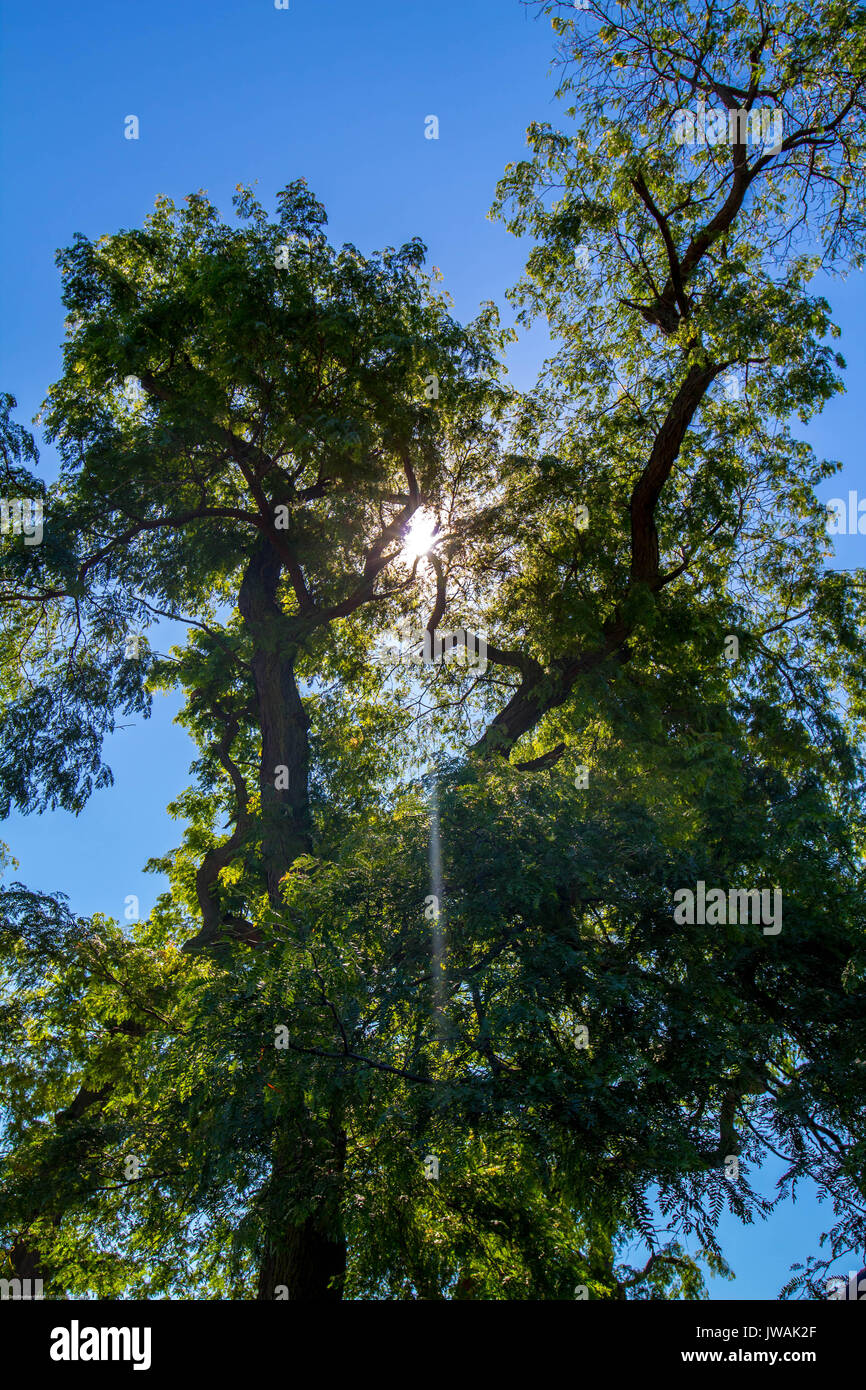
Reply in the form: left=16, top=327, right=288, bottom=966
left=1, top=0, right=862, bottom=1300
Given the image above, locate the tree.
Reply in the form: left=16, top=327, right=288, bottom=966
left=1, top=0, right=865, bottom=1300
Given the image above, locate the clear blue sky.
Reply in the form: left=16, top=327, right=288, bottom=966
left=1, top=0, right=862, bottom=1300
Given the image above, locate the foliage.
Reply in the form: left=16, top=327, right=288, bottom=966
left=2, top=1, right=865, bottom=1300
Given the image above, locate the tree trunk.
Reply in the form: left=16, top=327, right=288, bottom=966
left=239, top=540, right=347, bottom=1300
left=238, top=539, right=313, bottom=895
left=257, top=1219, right=346, bottom=1302
left=256, top=1122, right=347, bottom=1301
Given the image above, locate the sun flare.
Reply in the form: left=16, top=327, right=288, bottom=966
left=402, top=509, right=438, bottom=561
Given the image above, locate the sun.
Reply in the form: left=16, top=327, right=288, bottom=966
left=402, top=509, right=438, bottom=561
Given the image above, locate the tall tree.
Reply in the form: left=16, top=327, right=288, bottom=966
left=2, top=0, right=865, bottom=1300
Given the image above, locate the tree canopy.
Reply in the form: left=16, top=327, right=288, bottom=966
left=1, top=0, right=865, bottom=1300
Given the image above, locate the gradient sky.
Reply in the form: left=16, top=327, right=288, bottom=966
left=1, top=0, right=863, bottom=1300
